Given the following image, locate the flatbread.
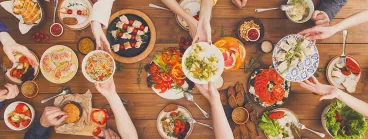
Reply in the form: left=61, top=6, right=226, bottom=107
left=235, top=82, right=245, bottom=95
left=220, top=91, right=227, bottom=106
left=236, top=92, right=244, bottom=106
left=233, top=125, right=241, bottom=137
left=246, top=121, right=257, bottom=139
left=229, top=95, right=237, bottom=108
left=239, top=125, right=249, bottom=139
left=227, top=86, right=236, bottom=97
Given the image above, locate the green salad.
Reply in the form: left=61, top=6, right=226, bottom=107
left=185, top=44, right=218, bottom=81
left=259, top=111, right=289, bottom=138
left=324, top=100, right=368, bottom=139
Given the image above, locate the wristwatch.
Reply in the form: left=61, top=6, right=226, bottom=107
left=0, top=21, right=10, bottom=33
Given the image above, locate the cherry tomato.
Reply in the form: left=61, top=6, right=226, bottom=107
left=120, top=44, right=125, bottom=50
left=35, top=32, right=40, bottom=36
left=268, top=111, right=285, bottom=120
left=132, top=28, right=138, bottom=34
left=35, top=38, right=41, bottom=43
left=130, top=42, right=136, bottom=48
left=123, top=24, right=128, bottom=30
left=130, top=35, right=136, bottom=40
left=139, top=25, right=145, bottom=31
left=117, top=32, right=123, bottom=37
left=43, top=35, right=50, bottom=40
left=21, top=119, right=31, bottom=127
left=129, top=20, right=134, bottom=25
left=39, top=33, right=44, bottom=39
left=170, top=112, right=178, bottom=117
left=77, top=10, right=82, bottom=15
left=67, top=9, right=73, bottom=14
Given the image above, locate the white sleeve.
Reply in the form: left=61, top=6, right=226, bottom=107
left=91, top=0, right=115, bottom=29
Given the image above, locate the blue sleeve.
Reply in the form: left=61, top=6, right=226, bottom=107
left=0, top=21, right=10, bottom=33
left=24, top=119, right=50, bottom=139
left=317, top=0, right=347, bottom=21
left=0, top=101, right=4, bottom=109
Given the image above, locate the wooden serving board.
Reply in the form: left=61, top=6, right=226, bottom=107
left=55, top=108, right=106, bottom=137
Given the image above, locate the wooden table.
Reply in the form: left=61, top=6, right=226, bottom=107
left=1, top=0, right=368, bottom=138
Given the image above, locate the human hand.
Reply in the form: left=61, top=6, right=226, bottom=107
left=0, top=83, right=19, bottom=100
left=192, top=19, right=212, bottom=44
left=299, top=76, right=341, bottom=101
left=91, top=21, right=111, bottom=53
left=195, top=82, right=219, bottom=103
left=1, top=33, right=38, bottom=67
left=187, top=18, right=198, bottom=39
left=95, top=77, right=117, bottom=98
left=298, top=26, right=337, bottom=41
left=312, top=10, right=330, bottom=27
left=232, top=0, right=248, bottom=9
left=93, top=128, right=121, bottom=139
left=40, top=107, right=68, bottom=128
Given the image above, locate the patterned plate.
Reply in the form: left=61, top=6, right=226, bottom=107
left=272, top=34, right=319, bottom=82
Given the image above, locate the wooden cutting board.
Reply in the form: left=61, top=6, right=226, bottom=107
left=55, top=108, right=106, bottom=137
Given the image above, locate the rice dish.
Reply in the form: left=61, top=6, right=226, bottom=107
left=85, top=52, right=114, bottom=82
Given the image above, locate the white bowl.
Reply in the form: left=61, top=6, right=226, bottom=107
left=81, top=50, right=116, bottom=83
left=4, top=101, right=35, bottom=131
left=285, top=0, right=314, bottom=23
left=246, top=28, right=260, bottom=42
left=321, top=104, right=334, bottom=138
left=49, top=23, right=64, bottom=37
left=182, top=42, right=224, bottom=84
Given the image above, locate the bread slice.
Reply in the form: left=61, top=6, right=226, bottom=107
left=342, top=77, right=357, bottom=93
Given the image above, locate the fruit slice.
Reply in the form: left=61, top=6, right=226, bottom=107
left=223, top=51, right=236, bottom=70
left=214, top=40, right=227, bottom=48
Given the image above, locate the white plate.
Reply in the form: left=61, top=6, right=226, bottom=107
left=182, top=42, right=224, bottom=84
left=58, top=0, right=93, bottom=30
left=272, top=34, right=319, bottom=82
left=82, top=50, right=116, bottom=83
left=149, top=72, right=189, bottom=100
left=4, top=101, right=35, bottom=131
left=321, top=104, right=333, bottom=138
left=285, top=0, right=314, bottom=23
left=175, top=0, right=201, bottom=31
left=266, top=108, right=300, bottom=139
left=5, top=52, right=39, bottom=84
left=157, top=105, right=194, bottom=139
left=326, top=56, right=361, bottom=91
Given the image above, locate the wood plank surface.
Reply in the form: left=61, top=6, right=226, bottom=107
left=1, top=0, right=368, bottom=139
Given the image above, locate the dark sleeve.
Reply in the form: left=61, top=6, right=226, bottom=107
left=24, top=119, right=50, bottom=139
left=317, top=0, right=347, bottom=21
left=0, top=21, right=10, bottom=33
left=0, top=101, right=4, bottom=109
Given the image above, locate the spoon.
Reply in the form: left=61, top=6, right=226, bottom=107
left=188, top=118, right=213, bottom=129
left=41, top=87, right=71, bottom=104
left=53, top=0, right=58, bottom=23
left=184, top=92, right=209, bottom=118
left=149, top=3, right=170, bottom=11
left=255, top=4, right=293, bottom=13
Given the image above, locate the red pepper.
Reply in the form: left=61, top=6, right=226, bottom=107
left=8, top=117, right=20, bottom=128
left=92, top=127, right=101, bottom=136
left=91, top=109, right=108, bottom=125
left=346, top=58, right=361, bottom=75
left=268, top=111, right=285, bottom=120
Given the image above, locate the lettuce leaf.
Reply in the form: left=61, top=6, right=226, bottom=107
left=259, top=111, right=285, bottom=137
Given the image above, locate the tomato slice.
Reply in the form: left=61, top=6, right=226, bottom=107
left=8, top=117, right=20, bottom=128
left=160, top=73, right=172, bottom=82
left=21, top=119, right=31, bottom=127
left=268, top=111, right=285, bottom=120
left=271, top=85, right=285, bottom=101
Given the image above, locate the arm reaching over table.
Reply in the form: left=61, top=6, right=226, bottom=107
left=0, top=21, right=39, bottom=67
left=192, top=0, right=214, bottom=44
left=90, top=0, right=116, bottom=53
left=299, top=10, right=368, bottom=41
left=231, top=0, right=248, bottom=9
left=196, top=82, right=234, bottom=139
left=95, top=78, right=138, bottom=139
left=0, top=84, right=19, bottom=109
left=312, top=0, right=347, bottom=26
left=24, top=107, right=68, bottom=139
left=299, top=76, right=368, bottom=117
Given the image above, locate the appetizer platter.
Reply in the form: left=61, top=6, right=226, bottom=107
left=4, top=101, right=35, bottom=130
left=145, top=48, right=189, bottom=100
left=157, top=104, right=193, bottom=139
left=176, top=0, right=201, bottom=31
left=259, top=108, right=301, bottom=139
left=286, top=0, right=314, bottom=23
left=248, top=67, right=291, bottom=108
left=272, top=34, right=319, bottom=82
left=182, top=42, right=224, bottom=84
left=40, top=45, right=78, bottom=84
left=327, top=56, right=361, bottom=93
left=57, top=0, right=93, bottom=30
left=5, top=52, right=39, bottom=84
left=77, top=37, right=95, bottom=55
left=0, top=0, right=45, bottom=33
left=107, top=9, right=156, bottom=63
left=237, top=17, right=265, bottom=43
left=82, top=50, right=115, bottom=83
left=322, top=100, right=367, bottom=138
left=214, top=37, right=246, bottom=71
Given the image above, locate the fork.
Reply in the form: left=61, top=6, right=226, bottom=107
left=337, top=30, right=348, bottom=67
left=295, top=122, right=325, bottom=138
left=188, top=118, right=213, bottom=129
left=1, top=64, right=7, bottom=85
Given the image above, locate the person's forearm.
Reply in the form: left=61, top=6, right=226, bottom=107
left=199, top=0, right=214, bottom=21
left=333, top=10, right=368, bottom=32
left=210, top=97, right=234, bottom=139
left=0, top=32, right=15, bottom=46
left=91, top=0, right=115, bottom=28
left=106, top=93, right=138, bottom=139
left=161, top=0, right=195, bottom=22
left=317, top=0, right=347, bottom=21
left=24, top=119, right=50, bottom=139
left=336, top=90, right=368, bottom=117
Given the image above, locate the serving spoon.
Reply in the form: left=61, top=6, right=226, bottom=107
left=41, top=87, right=71, bottom=104
left=184, top=91, right=210, bottom=118
left=255, top=4, right=293, bottom=13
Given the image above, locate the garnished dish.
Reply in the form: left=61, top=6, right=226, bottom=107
left=82, top=50, right=115, bottom=83
left=145, top=48, right=188, bottom=100
left=249, top=67, right=291, bottom=108
left=4, top=102, right=35, bottom=130
left=259, top=108, right=301, bottom=139
left=182, top=42, right=224, bottom=84
left=176, top=0, right=201, bottom=31
left=40, top=45, right=78, bottom=84
left=62, top=101, right=82, bottom=124
left=322, top=100, right=368, bottom=139
left=77, top=37, right=95, bottom=55
left=157, top=104, right=193, bottom=139
left=327, top=56, right=361, bottom=93
left=12, top=0, right=42, bottom=25
left=286, top=0, right=314, bottom=23
left=107, top=9, right=156, bottom=63
left=272, top=34, right=319, bottom=82
left=58, top=0, right=93, bottom=30
left=238, top=17, right=264, bottom=43
left=5, top=53, right=39, bottom=84
left=214, top=37, right=246, bottom=71
left=21, top=81, right=38, bottom=98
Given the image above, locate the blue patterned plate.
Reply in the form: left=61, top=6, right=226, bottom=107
left=272, top=34, right=319, bottom=82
